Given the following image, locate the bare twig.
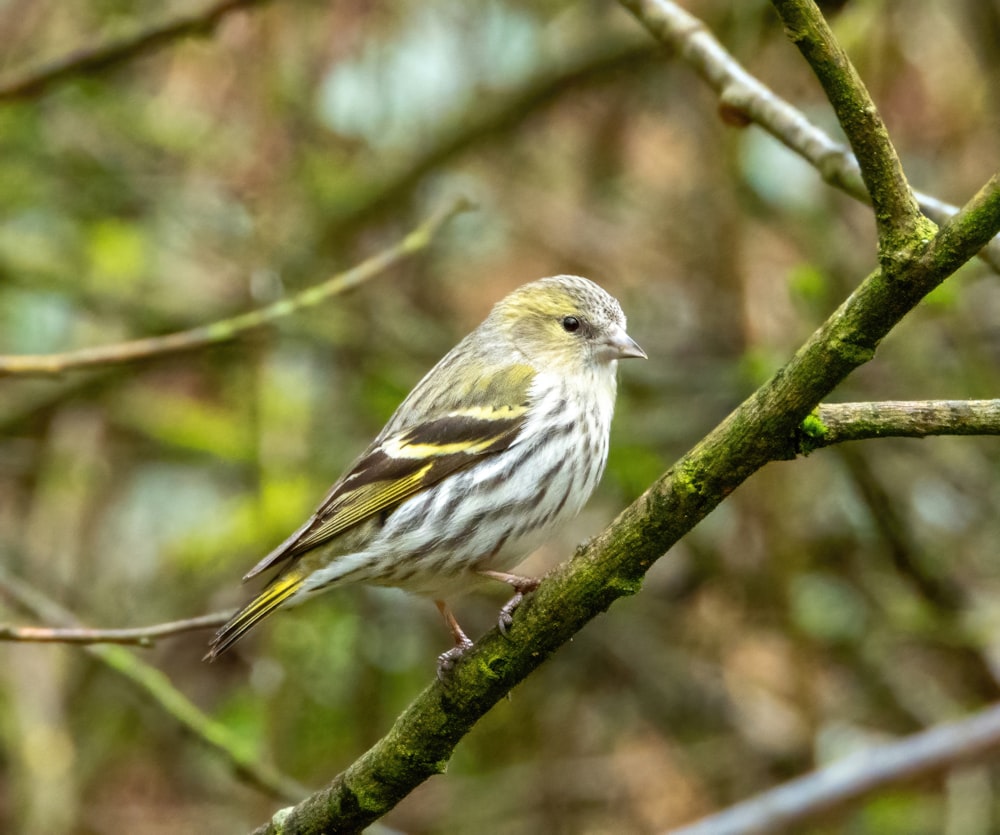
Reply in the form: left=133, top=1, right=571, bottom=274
left=616, top=0, right=1000, bottom=272
left=669, top=701, right=1000, bottom=835
left=0, top=196, right=471, bottom=377
left=0, top=0, right=273, bottom=102
left=0, top=564, right=305, bottom=801
left=0, top=611, right=230, bottom=646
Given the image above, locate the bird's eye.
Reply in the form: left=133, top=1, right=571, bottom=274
left=562, top=316, right=581, bottom=333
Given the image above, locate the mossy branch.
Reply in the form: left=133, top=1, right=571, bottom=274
left=247, top=175, right=1000, bottom=834
left=798, top=399, right=1000, bottom=452
left=769, top=0, right=934, bottom=260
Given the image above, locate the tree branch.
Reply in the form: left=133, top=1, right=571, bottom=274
left=0, top=196, right=470, bottom=377
left=800, top=399, right=1000, bottom=451
left=5, top=397, right=992, bottom=652
left=0, top=611, right=229, bottom=646
left=669, top=700, right=1000, bottom=835
left=317, top=35, right=661, bottom=236
left=0, top=0, right=274, bottom=102
left=615, top=0, right=1000, bottom=273
left=246, top=182, right=1000, bottom=834
left=9, top=395, right=992, bottom=651
left=0, top=564, right=305, bottom=801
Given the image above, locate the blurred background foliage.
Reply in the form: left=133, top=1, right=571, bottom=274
left=0, top=0, right=999, bottom=832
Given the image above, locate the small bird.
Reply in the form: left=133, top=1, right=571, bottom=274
left=207, top=275, right=645, bottom=671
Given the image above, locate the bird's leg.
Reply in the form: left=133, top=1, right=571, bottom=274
left=480, top=570, right=541, bottom=635
left=435, top=600, right=473, bottom=678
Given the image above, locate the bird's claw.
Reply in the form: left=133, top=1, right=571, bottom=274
left=436, top=637, right=474, bottom=680
left=497, top=592, right=524, bottom=636
left=494, top=576, right=540, bottom=636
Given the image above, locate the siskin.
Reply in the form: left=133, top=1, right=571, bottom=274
left=207, top=275, right=645, bottom=671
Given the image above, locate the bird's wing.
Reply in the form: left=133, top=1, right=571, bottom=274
left=242, top=368, right=535, bottom=581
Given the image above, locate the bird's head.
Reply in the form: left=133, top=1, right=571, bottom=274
left=489, top=275, right=646, bottom=373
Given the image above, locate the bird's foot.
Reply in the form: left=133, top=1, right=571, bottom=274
left=480, top=571, right=541, bottom=635
left=436, top=636, right=474, bottom=680
left=435, top=599, right=474, bottom=680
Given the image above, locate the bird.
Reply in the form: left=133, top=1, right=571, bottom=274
left=206, top=275, right=646, bottom=672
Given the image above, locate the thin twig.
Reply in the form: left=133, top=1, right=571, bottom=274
left=0, top=564, right=305, bottom=801
left=669, top=700, right=1000, bottom=835
left=616, top=0, right=1000, bottom=272
left=0, top=0, right=273, bottom=102
left=0, top=611, right=230, bottom=646
left=0, top=196, right=471, bottom=377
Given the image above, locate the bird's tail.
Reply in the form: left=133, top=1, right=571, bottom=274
left=205, top=572, right=304, bottom=660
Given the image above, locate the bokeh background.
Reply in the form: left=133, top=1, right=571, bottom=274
left=1, top=0, right=999, bottom=832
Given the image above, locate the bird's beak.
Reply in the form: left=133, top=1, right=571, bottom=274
left=600, top=324, right=647, bottom=361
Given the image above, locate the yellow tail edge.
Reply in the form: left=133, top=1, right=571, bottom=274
left=205, top=573, right=304, bottom=661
